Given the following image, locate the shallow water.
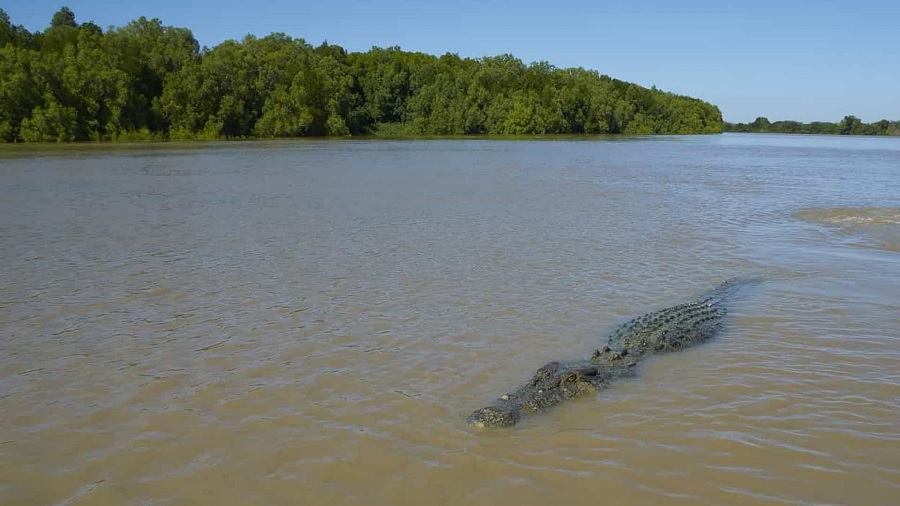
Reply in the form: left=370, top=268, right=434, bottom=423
left=1, top=133, right=898, bottom=505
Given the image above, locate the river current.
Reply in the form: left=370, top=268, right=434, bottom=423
left=1, top=134, right=898, bottom=505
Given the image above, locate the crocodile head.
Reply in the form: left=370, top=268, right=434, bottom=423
left=465, top=404, right=521, bottom=428
left=466, top=361, right=607, bottom=428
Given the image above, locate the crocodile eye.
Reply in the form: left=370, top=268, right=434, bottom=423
left=566, top=373, right=578, bottom=382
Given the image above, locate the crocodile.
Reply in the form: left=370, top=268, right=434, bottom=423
left=466, top=278, right=759, bottom=428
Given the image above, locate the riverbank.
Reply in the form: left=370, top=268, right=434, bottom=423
left=725, top=116, right=899, bottom=136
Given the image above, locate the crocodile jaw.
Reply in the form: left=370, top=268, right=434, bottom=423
left=466, top=405, right=520, bottom=428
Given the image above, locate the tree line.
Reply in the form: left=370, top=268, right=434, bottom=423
left=725, top=116, right=900, bottom=136
left=1, top=7, right=724, bottom=142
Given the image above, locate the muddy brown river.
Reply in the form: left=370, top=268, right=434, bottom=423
left=1, top=134, right=898, bottom=505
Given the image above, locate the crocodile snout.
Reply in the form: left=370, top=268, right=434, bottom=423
left=466, top=406, right=520, bottom=428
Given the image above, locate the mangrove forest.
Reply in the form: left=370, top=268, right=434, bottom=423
left=725, top=116, right=900, bottom=136
left=0, top=7, right=725, bottom=142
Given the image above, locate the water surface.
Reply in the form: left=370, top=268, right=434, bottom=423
left=1, top=134, right=898, bottom=505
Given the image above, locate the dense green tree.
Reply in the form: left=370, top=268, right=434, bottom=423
left=51, top=7, right=77, bottom=29
left=19, top=95, right=77, bottom=141
left=0, top=8, right=785, bottom=142
left=726, top=115, right=897, bottom=136
left=0, top=44, right=41, bottom=140
left=874, top=119, right=891, bottom=134
left=254, top=51, right=353, bottom=137
left=1, top=9, right=34, bottom=48
left=349, top=46, right=413, bottom=125
left=1, top=9, right=14, bottom=47
left=105, top=17, right=199, bottom=134
left=751, top=117, right=770, bottom=131
left=840, top=115, right=861, bottom=135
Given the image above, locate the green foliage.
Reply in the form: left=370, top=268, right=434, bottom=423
left=111, top=127, right=165, bottom=142
left=51, top=7, right=77, bottom=29
left=0, top=8, right=730, bottom=142
left=20, top=97, right=77, bottom=141
left=0, top=44, right=42, bottom=140
left=106, top=17, right=200, bottom=133
left=840, top=115, right=861, bottom=135
left=726, top=116, right=899, bottom=136
left=370, top=122, right=418, bottom=137
left=0, top=9, right=13, bottom=47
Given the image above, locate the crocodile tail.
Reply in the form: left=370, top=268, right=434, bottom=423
left=703, top=275, right=764, bottom=306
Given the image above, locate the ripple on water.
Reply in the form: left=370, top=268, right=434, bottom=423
left=796, top=207, right=900, bottom=227
left=795, top=206, right=900, bottom=252
left=2, top=137, right=900, bottom=505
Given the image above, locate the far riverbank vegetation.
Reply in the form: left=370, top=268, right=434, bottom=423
left=725, top=116, right=899, bottom=136
left=0, top=7, right=724, bottom=143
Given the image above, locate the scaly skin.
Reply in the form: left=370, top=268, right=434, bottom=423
left=466, top=278, right=757, bottom=428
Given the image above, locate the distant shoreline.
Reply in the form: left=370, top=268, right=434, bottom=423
left=0, top=130, right=725, bottom=145
left=9, top=131, right=900, bottom=153
left=725, top=116, right=899, bottom=136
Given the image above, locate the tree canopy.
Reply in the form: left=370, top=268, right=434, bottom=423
left=0, top=7, right=726, bottom=142
left=725, top=115, right=899, bottom=136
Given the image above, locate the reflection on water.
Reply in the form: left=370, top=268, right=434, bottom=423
left=1, top=134, right=899, bottom=505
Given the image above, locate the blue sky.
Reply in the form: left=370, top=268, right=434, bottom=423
left=6, top=1, right=899, bottom=123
